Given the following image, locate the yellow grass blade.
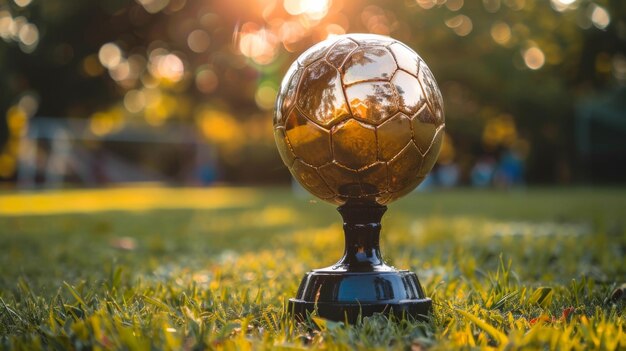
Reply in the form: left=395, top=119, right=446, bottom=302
left=455, top=308, right=509, bottom=346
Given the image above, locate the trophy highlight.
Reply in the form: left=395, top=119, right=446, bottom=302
left=273, top=34, right=445, bottom=323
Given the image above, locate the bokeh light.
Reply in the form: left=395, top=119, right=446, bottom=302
left=197, top=109, right=242, bottom=147
left=483, top=0, right=501, bottom=13
left=550, top=0, right=577, bottom=13
left=148, top=50, right=185, bottom=83
left=13, top=0, right=33, bottom=7
left=361, top=5, right=393, bottom=35
left=324, top=23, right=346, bottom=39
left=124, top=90, right=146, bottom=114
left=17, top=93, right=39, bottom=118
left=195, top=67, right=219, bottom=94
left=491, top=21, right=511, bottom=46
left=613, top=55, right=626, bottom=83
left=187, top=30, right=210, bottom=53
left=590, top=4, right=610, bottom=30
left=0, top=13, right=40, bottom=53
left=277, top=20, right=306, bottom=49
left=0, top=11, right=12, bottom=39
left=255, top=83, right=278, bottom=111
left=523, top=46, right=545, bottom=70
left=17, top=23, right=36, bottom=46
left=6, top=106, right=27, bottom=136
left=110, top=60, right=131, bottom=81
left=82, top=55, right=104, bottom=77
left=416, top=0, right=436, bottom=10
left=98, top=43, right=123, bottom=70
left=89, top=108, right=125, bottom=136
left=482, top=114, right=518, bottom=149
left=446, top=0, right=464, bottom=12
left=445, top=15, right=473, bottom=37
left=237, top=23, right=279, bottom=65
left=137, top=0, right=171, bottom=14
left=283, top=0, right=330, bottom=20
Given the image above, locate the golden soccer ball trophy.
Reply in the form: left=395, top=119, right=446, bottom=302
left=273, top=33, right=444, bottom=322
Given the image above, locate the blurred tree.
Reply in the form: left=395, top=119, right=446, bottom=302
left=0, top=0, right=624, bottom=184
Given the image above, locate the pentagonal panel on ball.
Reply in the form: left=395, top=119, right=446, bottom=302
left=276, top=64, right=303, bottom=127
left=359, top=161, right=389, bottom=196
left=377, top=112, right=412, bottom=161
left=391, top=70, right=426, bottom=116
left=297, top=37, right=335, bottom=67
left=274, top=127, right=296, bottom=167
left=418, top=126, right=444, bottom=177
left=342, top=46, right=397, bottom=85
left=285, top=109, right=332, bottom=167
left=331, top=119, right=377, bottom=170
left=417, top=61, right=445, bottom=124
left=290, top=159, right=335, bottom=199
left=411, top=106, right=439, bottom=155
left=325, top=39, right=358, bottom=69
left=344, top=81, right=398, bottom=125
left=388, top=43, right=420, bottom=76
left=275, top=61, right=300, bottom=127
left=387, top=142, right=422, bottom=193
left=414, top=102, right=439, bottom=124
left=318, top=161, right=362, bottom=199
left=297, top=60, right=351, bottom=127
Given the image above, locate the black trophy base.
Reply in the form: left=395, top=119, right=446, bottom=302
left=289, top=269, right=431, bottom=324
left=288, top=203, right=432, bottom=324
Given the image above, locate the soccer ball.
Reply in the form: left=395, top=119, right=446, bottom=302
left=273, top=33, right=445, bottom=205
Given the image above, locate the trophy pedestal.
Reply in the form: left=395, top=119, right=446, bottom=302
left=289, top=204, right=432, bottom=323
left=289, top=270, right=431, bottom=323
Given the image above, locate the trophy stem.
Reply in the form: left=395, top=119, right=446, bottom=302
left=288, top=203, right=432, bottom=323
left=334, top=204, right=390, bottom=271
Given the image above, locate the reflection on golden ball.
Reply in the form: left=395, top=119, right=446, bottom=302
left=274, top=34, right=445, bottom=205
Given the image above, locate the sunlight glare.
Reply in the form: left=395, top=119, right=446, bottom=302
left=324, top=23, right=345, bottom=39
left=278, top=20, right=305, bottom=45
left=0, top=187, right=258, bottom=216
left=284, top=0, right=330, bottom=20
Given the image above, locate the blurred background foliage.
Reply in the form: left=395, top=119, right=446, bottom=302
left=0, top=0, right=624, bottom=186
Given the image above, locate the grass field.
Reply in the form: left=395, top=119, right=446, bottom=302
left=0, top=186, right=624, bottom=350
